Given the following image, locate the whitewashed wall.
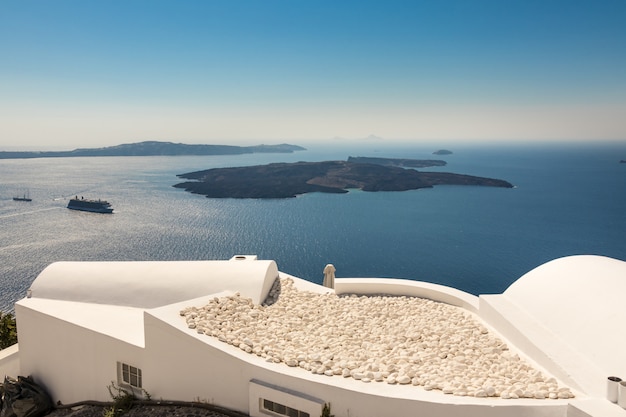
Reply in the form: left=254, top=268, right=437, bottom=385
left=15, top=304, right=144, bottom=404
left=0, top=344, right=20, bottom=378
left=334, top=277, right=479, bottom=312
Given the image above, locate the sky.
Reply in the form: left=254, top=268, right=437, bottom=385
left=1, top=0, right=625, bottom=150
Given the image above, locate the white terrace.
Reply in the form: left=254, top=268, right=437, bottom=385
left=1, top=254, right=625, bottom=417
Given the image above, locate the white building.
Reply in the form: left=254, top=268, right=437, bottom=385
left=1, top=254, right=625, bottom=417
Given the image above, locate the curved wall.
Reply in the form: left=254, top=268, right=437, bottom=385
left=334, top=277, right=479, bottom=312
left=29, top=259, right=278, bottom=308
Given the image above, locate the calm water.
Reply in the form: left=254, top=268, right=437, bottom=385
left=1, top=142, right=625, bottom=312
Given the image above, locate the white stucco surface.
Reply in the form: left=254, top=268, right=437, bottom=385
left=18, top=298, right=145, bottom=347
left=0, top=344, right=20, bottom=378
left=334, top=277, right=479, bottom=312
left=28, top=258, right=278, bottom=307
left=147, top=279, right=573, bottom=416
left=479, top=255, right=626, bottom=404
left=6, top=254, right=626, bottom=417
left=504, top=255, right=626, bottom=379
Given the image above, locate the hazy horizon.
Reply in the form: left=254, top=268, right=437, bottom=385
left=1, top=1, right=625, bottom=150
left=3, top=137, right=626, bottom=155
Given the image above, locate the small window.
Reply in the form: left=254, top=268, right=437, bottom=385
left=118, top=362, right=142, bottom=389
left=260, top=399, right=310, bottom=417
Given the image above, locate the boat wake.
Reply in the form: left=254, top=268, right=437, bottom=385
left=0, top=207, right=62, bottom=219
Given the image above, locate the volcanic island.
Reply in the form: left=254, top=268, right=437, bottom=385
left=173, top=157, right=513, bottom=199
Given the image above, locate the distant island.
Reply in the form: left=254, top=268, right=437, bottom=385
left=347, top=156, right=446, bottom=168
left=0, top=141, right=306, bottom=159
left=433, top=149, right=453, bottom=155
left=174, top=159, right=513, bottom=199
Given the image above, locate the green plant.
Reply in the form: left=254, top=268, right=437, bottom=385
left=104, top=382, right=136, bottom=417
left=103, top=407, right=117, bottom=417
left=321, top=403, right=335, bottom=417
left=0, top=312, right=17, bottom=349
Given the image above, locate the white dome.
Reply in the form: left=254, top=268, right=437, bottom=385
left=504, top=255, right=626, bottom=379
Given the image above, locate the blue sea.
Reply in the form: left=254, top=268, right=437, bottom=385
left=1, top=142, right=625, bottom=313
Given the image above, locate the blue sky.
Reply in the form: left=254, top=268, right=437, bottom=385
left=1, top=0, right=625, bottom=149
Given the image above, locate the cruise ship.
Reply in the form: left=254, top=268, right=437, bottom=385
left=67, top=196, right=113, bottom=213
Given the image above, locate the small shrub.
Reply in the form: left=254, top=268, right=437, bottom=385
left=105, top=382, right=135, bottom=417
left=321, top=403, right=334, bottom=417
left=0, top=312, right=17, bottom=349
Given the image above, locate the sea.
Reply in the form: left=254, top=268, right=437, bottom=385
left=1, top=141, right=625, bottom=313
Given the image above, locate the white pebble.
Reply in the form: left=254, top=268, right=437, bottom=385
left=181, top=277, right=573, bottom=400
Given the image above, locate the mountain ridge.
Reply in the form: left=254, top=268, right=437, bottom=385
left=0, top=141, right=306, bottom=159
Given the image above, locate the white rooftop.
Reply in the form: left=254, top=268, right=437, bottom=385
left=8, top=254, right=626, bottom=417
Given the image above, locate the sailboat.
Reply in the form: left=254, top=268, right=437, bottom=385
left=13, top=190, right=32, bottom=202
